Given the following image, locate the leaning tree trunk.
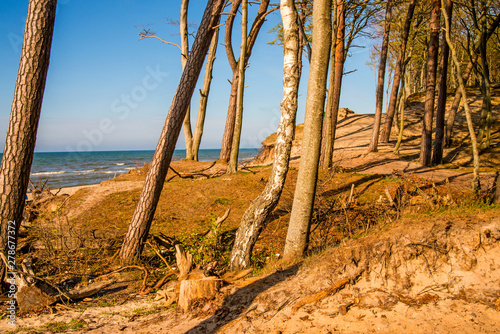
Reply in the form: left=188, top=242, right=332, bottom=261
left=431, top=0, right=452, bottom=165
left=441, top=0, right=480, bottom=192
left=283, top=0, right=332, bottom=261
left=120, top=0, right=224, bottom=263
left=380, top=0, right=416, bottom=143
left=0, top=0, right=57, bottom=285
left=192, top=27, right=219, bottom=161
left=180, top=0, right=194, bottom=160
left=227, top=0, right=248, bottom=173
left=229, top=0, right=301, bottom=269
left=419, top=0, right=441, bottom=166
left=368, top=0, right=393, bottom=153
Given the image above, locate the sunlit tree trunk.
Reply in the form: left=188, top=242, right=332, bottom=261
left=228, top=0, right=248, bottom=173
left=320, top=1, right=337, bottom=169
left=192, top=27, right=219, bottom=161
left=283, top=0, right=331, bottom=261
left=380, top=0, right=416, bottom=143
left=0, top=0, right=57, bottom=284
left=368, top=0, right=393, bottom=153
left=477, top=1, right=492, bottom=148
left=120, top=0, right=224, bottom=263
left=431, top=0, right=452, bottom=165
left=180, top=0, right=194, bottom=160
left=229, top=0, right=301, bottom=269
left=441, top=0, right=480, bottom=191
left=219, top=0, right=272, bottom=162
left=325, top=0, right=345, bottom=162
left=419, top=0, right=441, bottom=166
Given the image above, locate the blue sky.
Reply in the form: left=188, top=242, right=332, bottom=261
left=0, top=0, right=376, bottom=153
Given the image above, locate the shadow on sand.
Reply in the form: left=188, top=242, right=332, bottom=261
left=184, top=265, right=299, bottom=334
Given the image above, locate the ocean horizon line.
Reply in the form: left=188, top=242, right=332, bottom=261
left=29, top=147, right=261, bottom=154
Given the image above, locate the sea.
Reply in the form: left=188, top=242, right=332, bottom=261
left=10, top=149, right=259, bottom=189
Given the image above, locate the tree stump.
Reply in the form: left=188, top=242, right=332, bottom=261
left=178, top=277, right=223, bottom=312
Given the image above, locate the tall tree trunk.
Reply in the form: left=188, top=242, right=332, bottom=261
left=0, top=0, right=57, bottom=284
left=219, top=0, right=271, bottom=162
left=219, top=0, right=241, bottom=162
left=228, top=0, right=248, bottom=173
left=120, top=0, right=224, bottom=263
left=477, top=2, right=492, bottom=148
left=180, top=0, right=194, bottom=160
left=419, top=0, right=441, bottom=166
left=327, top=0, right=345, bottom=160
left=192, top=27, right=219, bottom=161
left=368, top=0, right=393, bottom=153
left=380, top=0, right=416, bottom=143
left=444, top=13, right=500, bottom=146
left=283, top=0, right=331, bottom=261
left=431, top=0, right=452, bottom=165
left=229, top=0, right=301, bottom=269
left=441, top=0, right=480, bottom=191
left=320, top=0, right=337, bottom=169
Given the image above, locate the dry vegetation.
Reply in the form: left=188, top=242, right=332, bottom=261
left=3, top=89, right=500, bottom=333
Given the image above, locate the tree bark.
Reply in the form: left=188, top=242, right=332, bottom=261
left=119, top=0, right=224, bottom=263
left=284, top=0, right=331, bottom=261
left=227, top=0, right=248, bottom=173
left=192, top=27, right=219, bottom=161
left=228, top=0, right=301, bottom=270
left=324, top=0, right=345, bottom=165
left=0, top=0, right=57, bottom=285
left=320, top=1, right=337, bottom=169
left=368, top=0, right=393, bottom=153
left=431, top=0, right=452, bottom=165
left=441, top=0, right=480, bottom=191
left=477, top=1, right=492, bottom=148
left=380, top=0, right=416, bottom=143
left=419, top=0, right=441, bottom=166
left=219, top=0, right=271, bottom=162
left=180, top=0, right=194, bottom=160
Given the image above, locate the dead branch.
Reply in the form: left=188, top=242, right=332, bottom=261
left=292, top=266, right=365, bottom=312
left=99, top=265, right=149, bottom=292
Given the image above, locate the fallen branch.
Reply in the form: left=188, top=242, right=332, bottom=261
left=57, top=279, right=116, bottom=302
left=99, top=265, right=149, bottom=293
left=292, top=266, right=365, bottom=312
left=292, top=278, right=349, bottom=312
left=140, top=272, right=177, bottom=295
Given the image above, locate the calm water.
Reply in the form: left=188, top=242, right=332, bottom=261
left=1, top=149, right=259, bottom=189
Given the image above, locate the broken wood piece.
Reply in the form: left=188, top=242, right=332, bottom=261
left=384, top=187, right=395, bottom=206
left=178, top=277, right=223, bottom=312
left=58, top=278, right=116, bottom=302
left=222, top=268, right=254, bottom=282
left=175, top=244, right=193, bottom=281
left=292, top=278, right=349, bottom=312
left=205, top=208, right=231, bottom=239
left=340, top=301, right=355, bottom=315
